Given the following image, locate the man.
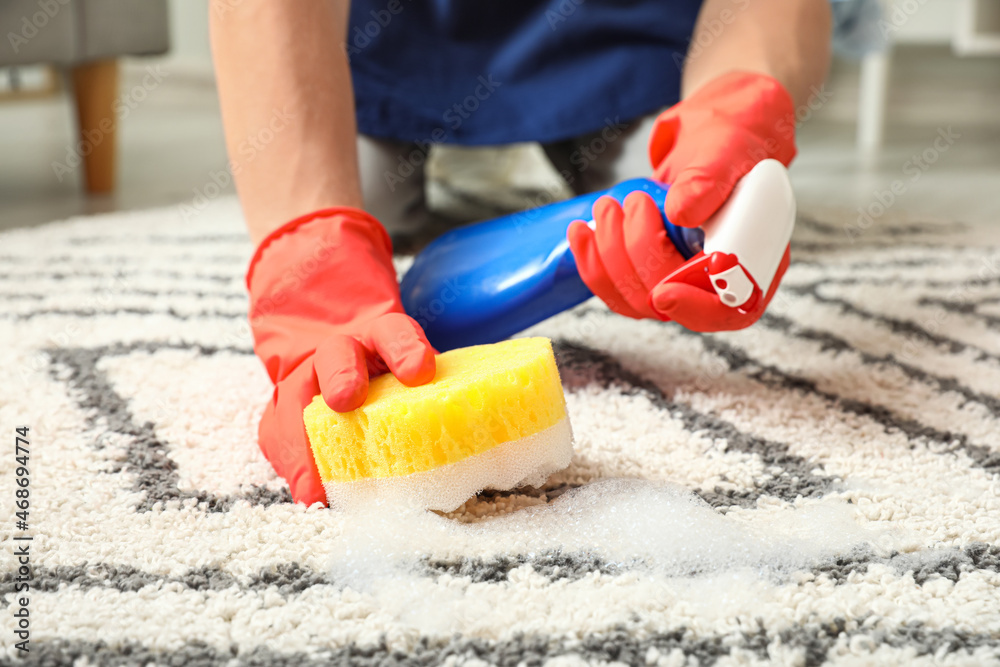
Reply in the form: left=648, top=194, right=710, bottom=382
left=210, top=0, right=832, bottom=505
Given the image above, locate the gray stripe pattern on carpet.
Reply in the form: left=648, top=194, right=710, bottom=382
left=2, top=205, right=999, bottom=665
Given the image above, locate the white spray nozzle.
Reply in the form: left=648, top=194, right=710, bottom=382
left=700, top=159, right=796, bottom=304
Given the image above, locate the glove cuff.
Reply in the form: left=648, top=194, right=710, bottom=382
left=245, top=206, right=392, bottom=293
left=648, top=70, right=798, bottom=173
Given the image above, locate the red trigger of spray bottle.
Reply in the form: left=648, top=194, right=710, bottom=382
left=658, top=159, right=797, bottom=313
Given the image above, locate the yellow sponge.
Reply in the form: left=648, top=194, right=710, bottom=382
left=303, top=337, right=573, bottom=511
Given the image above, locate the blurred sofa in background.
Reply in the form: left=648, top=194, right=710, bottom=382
left=0, top=0, right=169, bottom=193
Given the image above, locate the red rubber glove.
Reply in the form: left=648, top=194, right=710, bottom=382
left=650, top=70, right=797, bottom=228
left=569, top=71, right=797, bottom=332
left=567, top=191, right=686, bottom=319
left=649, top=246, right=790, bottom=332
left=247, top=208, right=436, bottom=505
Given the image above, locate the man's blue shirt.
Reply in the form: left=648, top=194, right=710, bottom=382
left=347, top=0, right=702, bottom=145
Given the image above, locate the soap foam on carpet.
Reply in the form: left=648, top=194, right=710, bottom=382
left=330, top=478, right=882, bottom=635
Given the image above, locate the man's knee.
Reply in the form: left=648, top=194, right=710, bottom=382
left=358, top=135, right=428, bottom=227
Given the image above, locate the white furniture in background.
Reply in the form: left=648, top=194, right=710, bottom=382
left=0, top=0, right=169, bottom=193
left=857, top=50, right=892, bottom=159
left=856, top=0, right=1000, bottom=159
left=956, top=0, right=1000, bottom=53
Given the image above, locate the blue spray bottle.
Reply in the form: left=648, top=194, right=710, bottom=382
left=400, top=159, right=796, bottom=352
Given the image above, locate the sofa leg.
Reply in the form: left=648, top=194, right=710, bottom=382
left=71, top=59, right=119, bottom=194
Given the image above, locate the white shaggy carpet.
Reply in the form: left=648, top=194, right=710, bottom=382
left=1, top=198, right=1000, bottom=666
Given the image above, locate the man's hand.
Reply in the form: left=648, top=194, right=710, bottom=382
left=649, top=246, right=790, bottom=332
left=568, top=72, right=797, bottom=332
left=247, top=208, right=436, bottom=505
left=650, top=71, right=797, bottom=230
left=645, top=71, right=797, bottom=331
left=567, top=191, right=686, bottom=319
left=567, top=187, right=791, bottom=332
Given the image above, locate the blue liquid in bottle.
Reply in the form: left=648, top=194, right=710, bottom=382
left=400, top=178, right=704, bottom=351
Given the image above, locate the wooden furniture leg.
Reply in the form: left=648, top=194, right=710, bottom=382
left=71, top=59, right=119, bottom=194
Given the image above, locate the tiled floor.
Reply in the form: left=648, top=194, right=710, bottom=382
left=1, top=45, right=998, bottom=235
